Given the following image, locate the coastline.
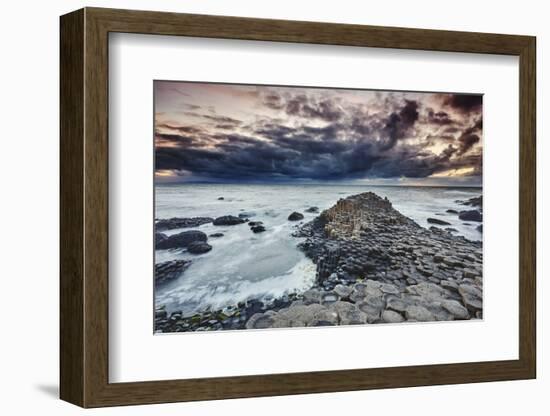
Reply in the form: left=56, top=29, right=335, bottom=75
left=155, top=191, right=483, bottom=332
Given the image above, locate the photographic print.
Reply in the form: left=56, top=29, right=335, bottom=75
left=153, top=81, right=483, bottom=333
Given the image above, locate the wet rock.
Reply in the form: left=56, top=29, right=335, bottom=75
left=155, top=217, right=213, bottom=231
left=459, top=195, right=482, bottom=208
left=155, top=260, right=191, bottom=285
left=248, top=221, right=263, bottom=227
left=458, top=210, right=482, bottom=222
left=427, top=218, right=451, bottom=226
left=156, top=230, right=207, bottom=250
left=238, top=212, right=256, bottom=218
left=187, top=241, right=212, bottom=254
left=305, top=206, right=319, bottom=213
left=446, top=209, right=459, bottom=214
left=288, top=212, right=304, bottom=221
left=477, top=224, right=483, bottom=233
left=155, top=308, right=167, bottom=319
left=251, top=225, right=266, bottom=233
left=209, top=233, right=224, bottom=238
left=218, top=197, right=224, bottom=200
left=155, top=232, right=167, bottom=247
left=213, top=215, right=245, bottom=225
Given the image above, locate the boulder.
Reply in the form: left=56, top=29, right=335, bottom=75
left=305, top=206, right=319, bottom=213
left=288, top=212, right=304, bottom=221
left=213, top=215, right=245, bottom=225
left=156, top=230, right=207, bottom=250
left=446, top=209, right=458, bottom=214
left=251, top=225, right=266, bottom=233
left=427, top=218, right=451, bottom=226
left=155, top=232, right=167, bottom=247
left=187, top=241, right=212, bottom=254
left=458, top=210, right=482, bottom=222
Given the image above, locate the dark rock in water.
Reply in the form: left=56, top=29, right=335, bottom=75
left=155, top=217, right=213, bottom=231
left=238, top=212, right=256, bottom=218
left=213, top=215, right=245, bottom=225
left=459, top=195, right=482, bottom=208
left=288, top=212, right=304, bottom=221
left=427, top=218, right=451, bottom=226
left=155, top=260, right=190, bottom=285
left=251, top=225, right=266, bottom=233
left=218, top=197, right=224, bottom=200
left=446, top=209, right=458, bottom=214
left=187, top=241, right=212, bottom=254
left=305, top=206, right=319, bottom=213
left=209, top=233, right=224, bottom=238
left=477, top=224, right=483, bottom=233
left=155, top=232, right=168, bottom=247
left=248, top=221, right=264, bottom=227
left=156, top=230, right=207, bottom=249
left=458, top=210, right=482, bottom=222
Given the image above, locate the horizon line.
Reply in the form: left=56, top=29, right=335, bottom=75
left=155, top=181, right=482, bottom=189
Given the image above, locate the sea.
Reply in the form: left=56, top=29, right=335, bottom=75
left=154, top=184, right=482, bottom=315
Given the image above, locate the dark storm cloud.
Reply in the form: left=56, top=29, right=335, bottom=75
left=456, top=119, right=482, bottom=156
left=378, top=100, right=419, bottom=151
left=442, top=94, right=483, bottom=113
left=280, top=94, right=344, bottom=122
left=427, top=109, right=454, bottom=125
left=156, top=86, right=482, bottom=183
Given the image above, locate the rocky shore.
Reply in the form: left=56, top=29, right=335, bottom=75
left=155, top=192, right=483, bottom=333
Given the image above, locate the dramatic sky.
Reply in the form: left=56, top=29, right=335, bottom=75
left=154, top=81, right=482, bottom=186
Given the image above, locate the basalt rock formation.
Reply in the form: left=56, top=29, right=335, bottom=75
left=155, top=192, right=483, bottom=332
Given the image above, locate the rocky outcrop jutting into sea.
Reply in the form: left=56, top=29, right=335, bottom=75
left=155, top=192, right=483, bottom=332
left=245, top=192, right=482, bottom=328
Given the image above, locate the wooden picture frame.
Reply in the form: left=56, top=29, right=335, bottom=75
left=60, top=7, right=536, bottom=408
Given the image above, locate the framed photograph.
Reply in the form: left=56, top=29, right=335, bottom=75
left=60, top=7, right=536, bottom=408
